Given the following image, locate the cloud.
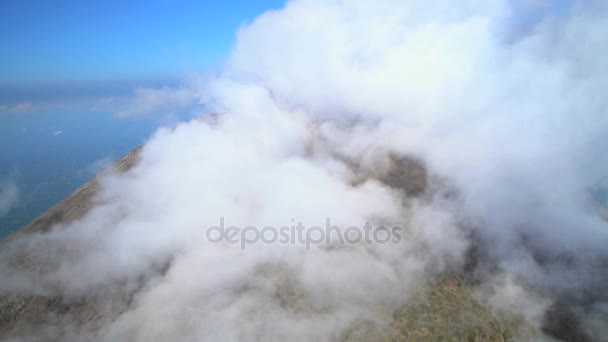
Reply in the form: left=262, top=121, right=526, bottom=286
left=52, top=130, right=63, bottom=136
left=1, top=0, right=607, bottom=341
left=77, top=156, right=114, bottom=178
left=13, top=102, right=32, bottom=112
left=116, top=78, right=207, bottom=117
left=0, top=100, right=33, bottom=113
left=0, top=177, right=19, bottom=216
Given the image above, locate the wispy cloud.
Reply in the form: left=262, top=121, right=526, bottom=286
left=77, top=156, right=114, bottom=178
left=0, top=177, right=19, bottom=216
left=115, top=77, right=207, bottom=117
left=13, top=102, right=31, bottom=112
left=0, top=101, right=34, bottom=113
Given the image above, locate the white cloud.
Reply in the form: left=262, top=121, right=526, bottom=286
left=0, top=177, right=19, bottom=216
left=117, top=78, right=208, bottom=117
left=1, top=0, right=607, bottom=340
left=13, top=102, right=31, bottom=112
left=77, top=156, right=114, bottom=178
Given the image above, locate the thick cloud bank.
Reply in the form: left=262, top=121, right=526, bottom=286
left=2, top=0, right=608, bottom=341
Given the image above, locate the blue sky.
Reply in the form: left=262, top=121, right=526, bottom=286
left=0, top=0, right=284, bottom=85
left=0, top=0, right=573, bottom=88
left=0, top=0, right=285, bottom=236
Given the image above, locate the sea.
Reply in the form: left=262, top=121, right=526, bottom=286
left=0, top=99, right=195, bottom=238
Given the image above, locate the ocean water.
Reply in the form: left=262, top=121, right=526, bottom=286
left=592, top=186, right=608, bottom=207
left=0, top=101, right=190, bottom=238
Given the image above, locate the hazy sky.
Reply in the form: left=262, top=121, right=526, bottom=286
left=0, top=0, right=284, bottom=85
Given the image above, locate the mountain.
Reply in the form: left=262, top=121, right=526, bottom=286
left=0, top=147, right=141, bottom=340
left=0, top=146, right=543, bottom=341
